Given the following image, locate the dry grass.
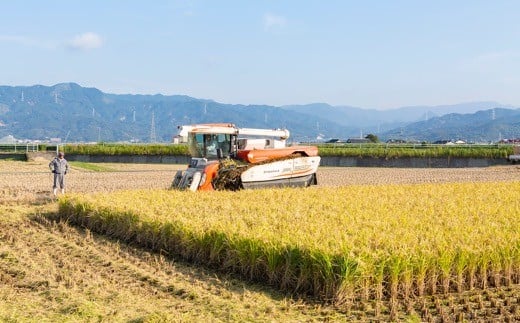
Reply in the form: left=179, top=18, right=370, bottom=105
left=1, top=159, right=520, bottom=321
left=1, top=204, right=348, bottom=322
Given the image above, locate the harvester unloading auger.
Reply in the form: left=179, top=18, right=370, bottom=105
left=171, top=123, right=320, bottom=191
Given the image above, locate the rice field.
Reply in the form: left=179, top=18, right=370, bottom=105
left=1, top=159, right=517, bottom=203
left=57, top=183, right=520, bottom=303
left=2, top=159, right=520, bottom=321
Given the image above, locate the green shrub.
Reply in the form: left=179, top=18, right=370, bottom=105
left=316, top=144, right=513, bottom=159
left=62, top=143, right=190, bottom=156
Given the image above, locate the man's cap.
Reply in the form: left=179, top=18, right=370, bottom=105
left=58, top=152, right=64, bottom=157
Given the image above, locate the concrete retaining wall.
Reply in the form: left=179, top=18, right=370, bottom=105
left=25, top=152, right=57, bottom=162
left=319, top=156, right=510, bottom=168
left=0, top=153, right=27, bottom=161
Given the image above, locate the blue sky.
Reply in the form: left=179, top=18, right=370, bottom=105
left=1, top=1, right=520, bottom=109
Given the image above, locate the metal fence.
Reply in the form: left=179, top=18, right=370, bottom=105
left=0, top=143, right=39, bottom=153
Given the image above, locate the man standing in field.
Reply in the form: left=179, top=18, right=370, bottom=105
left=49, top=152, right=69, bottom=196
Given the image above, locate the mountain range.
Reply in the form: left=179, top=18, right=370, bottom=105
left=0, top=83, right=518, bottom=143
left=284, top=103, right=520, bottom=143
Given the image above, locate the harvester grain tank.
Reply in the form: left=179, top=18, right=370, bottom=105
left=171, top=123, right=320, bottom=191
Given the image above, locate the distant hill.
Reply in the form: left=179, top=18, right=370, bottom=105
left=0, top=83, right=518, bottom=143
left=380, top=108, right=520, bottom=143
left=0, top=83, right=345, bottom=142
left=281, top=102, right=516, bottom=139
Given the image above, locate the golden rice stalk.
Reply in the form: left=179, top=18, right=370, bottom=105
left=57, top=181, right=520, bottom=302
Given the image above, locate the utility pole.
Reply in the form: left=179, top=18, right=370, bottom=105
left=150, top=112, right=157, bottom=142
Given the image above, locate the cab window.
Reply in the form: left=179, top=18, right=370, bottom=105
left=188, top=133, right=231, bottom=158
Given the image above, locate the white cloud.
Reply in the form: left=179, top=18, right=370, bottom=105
left=67, top=32, right=103, bottom=50
left=263, top=13, right=287, bottom=31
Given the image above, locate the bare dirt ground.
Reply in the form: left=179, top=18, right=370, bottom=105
left=319, top=164, right=520, bottom=186
left=1, top=160, right=519, bottom=202
left=1, top=160, right=520, bottom=321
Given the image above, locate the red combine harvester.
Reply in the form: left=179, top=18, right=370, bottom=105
left=171, top=123, right=320, bottom=191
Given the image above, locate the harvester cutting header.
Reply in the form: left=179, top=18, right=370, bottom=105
left=171, top=123, right=320, bottom=191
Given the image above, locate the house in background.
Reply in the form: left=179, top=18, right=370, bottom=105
left=346, top=138, right=370, bottom=144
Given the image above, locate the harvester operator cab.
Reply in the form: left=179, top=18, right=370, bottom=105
left=188, top=133, right=234, bottom=159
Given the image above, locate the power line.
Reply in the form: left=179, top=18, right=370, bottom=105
left=150, top=111, right=157, bottom=142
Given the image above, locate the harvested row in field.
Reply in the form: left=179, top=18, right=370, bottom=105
left=2, top=160, right=518, bottom=204
left=58, top=182, right=520, bottom=306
